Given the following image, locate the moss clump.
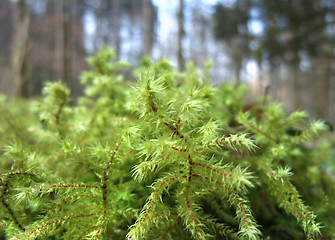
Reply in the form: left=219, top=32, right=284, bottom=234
left=0, top=47, right=334, bottom=240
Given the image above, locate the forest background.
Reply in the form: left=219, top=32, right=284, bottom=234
left=0, top=0, right=334, bottom=124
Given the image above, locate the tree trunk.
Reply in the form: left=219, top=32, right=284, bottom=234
left=292, top=62, right=301, bottom=110
left=11, top=0, right=30, bottom=97
left=54, top=0, right=64, bottom=81
left=269, top=63, right=280, bottom=101
left=63, top=0, right=73, bottom=89
left=94, top=0, right=103, bottom=51
left=315, top=58, right=331, bottom=119
left=142, top=0, right=153, bottom=56
left=177, top=0, right=185, bottom=71
left=112, top=0, right=121, bottom=58
left=233, top=57, right=242, bottom=85
left=230, top=37, right=244, bottom=85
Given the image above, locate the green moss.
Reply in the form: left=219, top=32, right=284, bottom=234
left=0, top=47, right=334, bottom=240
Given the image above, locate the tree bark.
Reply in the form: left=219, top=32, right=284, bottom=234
left=11, top=0, right=30, bottom=97
left=177, top=0, right=185, bottom=71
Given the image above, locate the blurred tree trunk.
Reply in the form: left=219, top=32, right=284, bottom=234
left=232, top=48, right=242, bottom=85
left=94, top=0, right=103, bottom=50
left=54, top=0, right=63, bottom=81
left=269, top=63, right=280, bottom=99
left=230, top=37, right=244, bottom=85
left=11, top=0, right=30, bottom=97
left=292, top=62, right=301, bottom=110
left=63, top=0, right=73, bottom=89
left=315, top=58, right=331, bottom=119
left=112, top=0, right=121, bottom=58
left=192, top=1, right=209, bottom=67
left=177, top=0, right=185, bottom=71
left=142, top=0, right=153, bottom=56
left=255, top=51, right=265, bottom=96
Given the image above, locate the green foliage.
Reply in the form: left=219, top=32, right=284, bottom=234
left=1, top=47, right=334, bottom=240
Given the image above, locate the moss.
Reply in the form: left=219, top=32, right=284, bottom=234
left=0, top=47, right=334, bottom=240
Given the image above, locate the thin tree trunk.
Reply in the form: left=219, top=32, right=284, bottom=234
left=94, top=0, right=103, bottom=51
left=292, top=62, right=301, bottom=110
left=54, top=0, right=63, bottom=81
left=256, top=60, right=264, bottom=96
left=63, top=0, right=73, bottom=89
left=112, top=0, right=121, bottom=58
left=142, top=0, right=153, bottom=56
left=234, top=58, right=242, bottom=85
left=231, top=37, right=244, bottom=85
left=315, top=58, right=331, bottom=119
left=177, top=0, right=185, bottom=71
left=11, top=0, right=30, bottom=97
left=269, top=63, right=279, bottom=100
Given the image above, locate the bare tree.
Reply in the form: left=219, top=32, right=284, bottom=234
left=11, top=0, right=30, bottom=97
